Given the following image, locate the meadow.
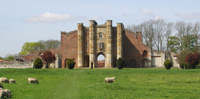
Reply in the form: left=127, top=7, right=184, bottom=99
left=0, top=68, right=200, bottom=99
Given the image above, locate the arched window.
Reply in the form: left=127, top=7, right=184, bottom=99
left=143, top=50, right=147, bottom=57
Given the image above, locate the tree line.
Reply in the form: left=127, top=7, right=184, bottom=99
left=127, top=20, right=200, bottom=53
left=19, top=39, right=61, bottom=55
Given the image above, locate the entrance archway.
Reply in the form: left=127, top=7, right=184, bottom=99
left=64, top=58, right=68, bottom=68
left=97, top=53, right=105, bottom=68
left=128, top=59, right=136, bottom=68
left=84, top=55, right=89, bottom=67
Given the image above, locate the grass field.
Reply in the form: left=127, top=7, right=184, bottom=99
left=0, top=68, right=200, bottom=99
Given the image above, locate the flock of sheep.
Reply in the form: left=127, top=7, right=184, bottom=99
left=0, top=77, right=39, bottom=98
left=0, top=76, right=114, bottom=98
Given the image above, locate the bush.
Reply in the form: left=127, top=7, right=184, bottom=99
left=180, top=63, right=190, bottom=69
left=116, top=58, right=125, bottom=69
left=33, top=58, right=43, bottom=69
left=67, top=59, right=76, bottom=69
left=164, top=59, right=172, bottom=70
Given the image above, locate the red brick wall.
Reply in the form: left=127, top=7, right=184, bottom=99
left=123, top=29, right=150, bottom=68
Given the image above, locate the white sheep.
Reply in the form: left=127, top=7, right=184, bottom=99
left=0, top=84, right=3, bottom=89
left=28, top=78, right=39, bottom=84
left=0, top=77, right=9, bottom=83
left=105, top=77, right=115, bottom=83
left=9, top=79, right=16, bottom=84
left=0, top=89, right=12, bottom=98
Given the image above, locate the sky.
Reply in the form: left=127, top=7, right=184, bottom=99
left=1, top=0, right=200, bottom=57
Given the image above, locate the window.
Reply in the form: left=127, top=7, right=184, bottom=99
left=99, top=42, right=104, bottom=50
left=99, top=32, right=103, bottom=38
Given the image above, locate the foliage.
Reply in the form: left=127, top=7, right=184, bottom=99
left=116, top=58, right=125, bottom=69
left=177, top=49, right=192, bottom=69
left=181, top=35, right=198, bottom=50
left=185, top=52, right=200, bottom=69
left=0, top=56, right=4, bottom=60
left=5, top=54, right=15, bottom=61
left=41, top=50, right=56, bottom=68
left=168, top=36, right=181, bottom=53
left=33, top=58, right=43, bottom=69
left=39, top=40, right=61, bottom=49
left=164, top=59, right=172, bottom=70
left=67, top=59, right=76, bottom=69
left=19, top=42, right=45, bottom=55
left=1, top=68, right=200, bottom=99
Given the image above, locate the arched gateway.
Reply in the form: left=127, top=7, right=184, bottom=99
left=50, top=20, right=152, bottom=68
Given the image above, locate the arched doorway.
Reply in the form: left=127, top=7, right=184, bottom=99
left=84, top=55, right=89, bottom=67
left=128, top=59, right=136, bottom=68
left=64, top=58, right=68, bottom=68
left=142, top=59, right=148, bottom=68
left=97, top=53, right=105, bottom=68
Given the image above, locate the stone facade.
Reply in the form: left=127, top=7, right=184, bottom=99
left=50, top=20, right=179, bottom=68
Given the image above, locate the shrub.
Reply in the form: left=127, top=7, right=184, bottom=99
left=180, top=63, right=190, bottom=69
left=41, top=50, right=56, bottom=68
left=116, top=58, right=125, bottom=69
left=67, top=59, right=76, bottom=69
left=33, top=58, right=43, bottom=69
left=164, top=59, right=172, bottom=70
left=185, top=52, right=200, bottom=69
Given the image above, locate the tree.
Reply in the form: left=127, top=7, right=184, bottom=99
left=5, top=54, right=15, bottom=61
left=19, top=42, right=45, bottom=55
left=39, top=39, right=60, bottom=49
left=185, top=53, right=200, bottom=69
left=41, top=50, right=56, bottom=68
left=168, top=36, right=181, bottom=53
left=177, top=49, right=192, bottom=69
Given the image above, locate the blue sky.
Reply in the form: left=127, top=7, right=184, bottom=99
left=1, top=0, right=200, bottom=57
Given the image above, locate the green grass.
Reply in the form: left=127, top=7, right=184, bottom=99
left=0, top=68, right=200, bottom=99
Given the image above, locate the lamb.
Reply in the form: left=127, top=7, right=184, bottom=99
left=0, top=84, right=3, bottom=89
left=105, top=77, right=115, bottom=83
left=9, top=79, right=16, bottom=84
left=0, top=89, right=12, bottom=98
left=28, top=78, right=39, bottom=84
left=0, top=77, right=9, bottom=83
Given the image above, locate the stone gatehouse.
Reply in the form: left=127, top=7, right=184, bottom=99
left=51, top=20, right=179, bottom=68
left=51, top=20, right=154, bottom=68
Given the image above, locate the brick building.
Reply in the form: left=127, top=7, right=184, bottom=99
left=51, top=20, right=154, bottom=68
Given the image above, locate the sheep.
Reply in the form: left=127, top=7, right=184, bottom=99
left=9, top=79, right=16, bottom=84
left=105, top=77, right=115, bottom=83
left=0, top=89, right=12, bottom=98
left=0, top=77, right=9, bottom=83
left=28, top=78, right=39, bottom=84
left=0, top=84, right=3, bottom=89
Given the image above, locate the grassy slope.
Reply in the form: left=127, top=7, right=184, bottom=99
left=0, top=68, right=200, bottom=99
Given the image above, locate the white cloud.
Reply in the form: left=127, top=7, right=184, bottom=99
left=140, top=9, right=155, bottom=17
left=140, top=9, right=163, bottom=21
left=176, top=12, right=200, bottom=20
left=27, top=12, right=75, bottom=23
left=80, top=16, right=103, bottom=21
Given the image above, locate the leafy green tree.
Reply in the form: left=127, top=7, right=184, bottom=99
left=177, top=49, right=192, bottom=69
left=0, top=57, right=4, bottom=60
left=19, top=42, right=45, bottom=55
left=39, top=40, right=60, bottom=49
left=168, top=36, right=181, bottom=53
left=181, top=34, right=198, bottom=50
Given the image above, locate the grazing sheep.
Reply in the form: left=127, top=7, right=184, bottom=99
left=105, top=77, right=115, bottom=83
left=0, top=77, right=9, bottom=83
left=9, top=79, right=16, bottom=84
left=0, top=84, right=3, bottom=89
left=0, top=89, right=12, bottom=98
left=28, top=78, right=39, bottom=84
